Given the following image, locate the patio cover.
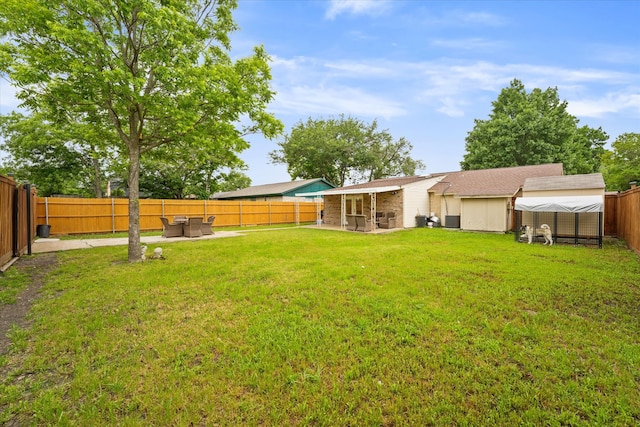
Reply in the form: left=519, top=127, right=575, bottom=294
left=322, top=185, right=401, bottom=195
left=515, top=195, right=603, bottom=213
left=295, top=186, right=401, bottom=198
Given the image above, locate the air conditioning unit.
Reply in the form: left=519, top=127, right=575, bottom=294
left=445, top=215, right=460, bottom=228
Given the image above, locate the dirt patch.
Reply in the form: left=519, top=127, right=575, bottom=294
left=0, top=253, right=59, bottom=355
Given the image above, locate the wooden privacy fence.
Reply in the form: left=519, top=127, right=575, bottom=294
left=604, top=193, right=618, bottom=236
left=36, top=197, right=323, bottom=235
left=612, top=187, right=640, bottom=255
left=0, top=176, right=38, bottom=269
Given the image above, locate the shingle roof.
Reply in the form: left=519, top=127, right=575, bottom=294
left=213, top=178, right=331, bottom=199
left=429, top=164, right=564, bottom=197
left=523, top=173, right=605, bottom=191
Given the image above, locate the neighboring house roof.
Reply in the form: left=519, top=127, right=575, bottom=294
left=324, top=175, right=433, bottom=195
left=212, top=178, right=335, bottom=200
left=429, top=164, right=564, bottom=198
left=213, top=191, right=233, bottom=199
left=522, top=173, right=605, bottom=192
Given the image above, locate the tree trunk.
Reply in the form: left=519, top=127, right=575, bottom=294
left=92, top=157, right=103, bottom=198
left=128, top=140, right=142, bottom=263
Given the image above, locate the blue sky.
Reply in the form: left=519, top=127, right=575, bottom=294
left=1, top=0, right=639, bottom=187
left=232, top=0, right=640, bottom=185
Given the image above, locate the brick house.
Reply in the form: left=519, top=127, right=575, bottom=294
left=322, top=175, right=444, bottom=230
left=322, top=164, right=565, bottom=233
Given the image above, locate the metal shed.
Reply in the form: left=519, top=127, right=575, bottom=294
left=514, top=195, right=604, bottom=247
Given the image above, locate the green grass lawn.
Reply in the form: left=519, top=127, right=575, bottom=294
left=50, top=222, right=315, bottom=240
left=2, top=228, right=639, bottom=426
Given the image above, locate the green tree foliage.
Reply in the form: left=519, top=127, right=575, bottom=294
left=0, top=112, right=115, bottom=197
left=269, top=115, right=425, bottom=187
left=1, top=112, right=253, bottom=199
left=461, top=79, right=607, bottom=174
left=138, top=142, right=250, bottom=199
left=0, top=0, right=283, bottom=261
left=601, top=133, right=640, bottom=191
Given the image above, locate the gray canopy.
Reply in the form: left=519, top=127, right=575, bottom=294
left=515, top=195, right=603, bottom=213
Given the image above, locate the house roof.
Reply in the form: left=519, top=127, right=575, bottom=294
left=522, top=173, right=605, bottom=192
left=324, top=175, right=432, bottom=195
left=212, top=178, right=334, bottom=199
left=429, top=164, right=564, bottom=197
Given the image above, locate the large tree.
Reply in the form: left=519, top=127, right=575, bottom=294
left=601, top=133, right=640, bottom=191
left=270, top=115, right=425, bottom=187
left=0, top=0, right=282, bottom=262
left=0, top=112, right=115, bottom=197
left=461, top=79, right=607, bottom=174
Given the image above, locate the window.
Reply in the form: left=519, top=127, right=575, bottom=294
left=345, top=195, right=363, bottom=215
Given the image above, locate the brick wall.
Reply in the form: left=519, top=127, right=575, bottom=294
left=375, top=192, right=404, bottom=227
left=323, top=195, right=342, bottom=226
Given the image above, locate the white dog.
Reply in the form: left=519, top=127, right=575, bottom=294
left=539, top=224, right=553, bottom=245
left=520, top=224, right=553, bottom=245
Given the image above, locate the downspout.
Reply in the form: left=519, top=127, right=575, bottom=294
left=441, top=182, right=452, bottom=216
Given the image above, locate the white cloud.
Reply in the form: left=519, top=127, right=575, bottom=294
left=590, top=44, right=640, bottom=65
left=270, top=55, right=314, bottom=71
left=435, top=98, right=467, bottom=117
left=325, top=0, right=392, bottom=20
left=430, top=38, right=508, bottom=51
left=346, top=30, right=380, bottom=41
left=323, top=61, right=397, bottom=78
left=415, top=9, right=506, bottom=28
left=272, top=85, right=406, bottom=120
left=457, top=11, right=505, bottom=26
left=568, top=92, right=640, bottom=118
left=269, top=54, right=640, bottom=120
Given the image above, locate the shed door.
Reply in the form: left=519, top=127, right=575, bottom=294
left=461, top=198, right=507, bottom=232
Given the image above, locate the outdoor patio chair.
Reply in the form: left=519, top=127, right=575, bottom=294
left=183, top=217, right=203, bottom=238
left=379, top=212, right=396, bottom=229
left=354, top=215, right=373, bottom=232
left=160, top=217, right=183, bottom=238
left=345, top=215, right=357, bottom=231
left=201, top=215, right=215, bottom=235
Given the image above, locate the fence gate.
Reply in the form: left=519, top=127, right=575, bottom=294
left=1, top=176, right=38, bottom=271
